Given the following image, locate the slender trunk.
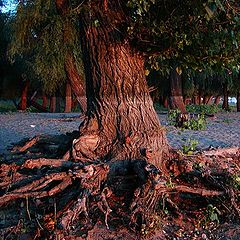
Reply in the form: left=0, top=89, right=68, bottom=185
left=50, top=96, right=56, bottom=113
left=18, top=79, right=29, bottom=111
left=193, top=96, right=198, bottom=105
left=222, top=83, right=229, bottom=110
left=203, top=95, right=209, bottom=104
left=64, top=82, right=72, bottom=113
left=198, top=89, right=202, bottom=105
left=214, top=95, right=221, bottom=105
left=168, top=69, right=187, bottom=113
left=237, top=91, right=240, bottom=112
left=163, top=97, right=168, bottom=108
left=75, top=5, right=169, bottom=171
left=65, top=55, right=87, bottom=113
left=206, top=96, right=213, bottom=105
left=42, top=95, right=48, bottom=109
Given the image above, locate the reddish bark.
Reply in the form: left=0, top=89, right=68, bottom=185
left=168, top=69, right=187, bottom=113
left=42, top=95, right=48, bottom=109
left=163, top=97, right=168, bottom=108
left=214, top=95, right=221, bottom=105
left=18, top=78, right=29, bottom=111
left=206, top=96, right=213, bottom=105
left=76, top=3, right=170, bottom=169
left=50, top=96, right=56, bottom=113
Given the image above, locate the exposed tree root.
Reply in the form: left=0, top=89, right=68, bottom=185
left=11, top=136, right=40, bottom=153
left=0, top=138, right=239, bottom=239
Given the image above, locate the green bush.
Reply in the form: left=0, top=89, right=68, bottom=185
left=167, top=110, right=206, bottom=130
left=186, top=104, right=219, bottom=114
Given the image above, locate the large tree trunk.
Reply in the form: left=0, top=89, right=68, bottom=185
left=237, top=91, right=240, bottom=112
left=168, top=69, right=187, bottom=113
left=74, top=5, right=170, bottom=170
left=64, top=82, right=72, bottom=113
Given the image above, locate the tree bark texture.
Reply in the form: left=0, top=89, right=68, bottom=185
left=168, top=69, right=187, bottom=113
left=75, top=4, right=170, bottom=170
left=64, top=82, right=72, bottom=113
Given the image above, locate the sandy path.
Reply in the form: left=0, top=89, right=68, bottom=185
left=0, top=112, right=239, bottom=154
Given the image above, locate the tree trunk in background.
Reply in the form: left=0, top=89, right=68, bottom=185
left=168, top=69, right=187, bottom=113
left=214, top=95, right=221, bottom=105
left=18, top=79, right=29, bottom=111
left=65, top=55, right=87, bottom=113
left=206, top=96, right=213, bottom=105
left=203, top=95, right=208, bottom=104
left=73, top=4, right=170, bottom=171
left=55, top=0, right=87, bottom=113
left=222, top=83, right=229, bottom=110
left=64, top=82, right=72, bottom=113
left=42, top=95, right=48, bottom=109
left=237, top=91, right=240, bottom=112
left=50, top=96, right=56, bottom=113
left=163, top=97, right=168, bottom=108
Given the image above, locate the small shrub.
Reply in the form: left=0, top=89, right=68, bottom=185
left=182, top=114, right=206, bottom=130
left=186, top=104, right=219, bottom=114
left=204, top=204, right=221, bottom=224
left=182, top=138, right=199, bottom=155
left=167, top=109, right=206, bottom=130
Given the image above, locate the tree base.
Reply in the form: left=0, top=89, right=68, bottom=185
left=0, top=134, right=239, bottom=239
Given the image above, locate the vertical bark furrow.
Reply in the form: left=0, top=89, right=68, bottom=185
left=76, top=5, right=170, bottom=169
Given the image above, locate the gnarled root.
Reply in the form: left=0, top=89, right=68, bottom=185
left=0, top=158, right=111, bottom=235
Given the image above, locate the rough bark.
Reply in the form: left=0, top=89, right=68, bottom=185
left=64, top=82, right=72, bottom=113
left=73, top=4, right=169, bottom=171
left=168, top=69, right=187, bottom=113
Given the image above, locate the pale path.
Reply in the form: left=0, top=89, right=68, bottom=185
left=0, top=112, right=239, bottom=154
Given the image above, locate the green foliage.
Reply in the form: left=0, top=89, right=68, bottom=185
left=204, top=204, right=221, bottom=224
left=232, top=175, right=240, bottom=190
left=183, top=114, right=206, bottom=130
left=167, top=109, right=181, bottom=125
left=8, top=0, right=83, bottom=94
left=168, top=109, right=206, bottom=130
left=182, top=139, right=199, bottom=155
left=186, top=104, right=219, bottom=114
